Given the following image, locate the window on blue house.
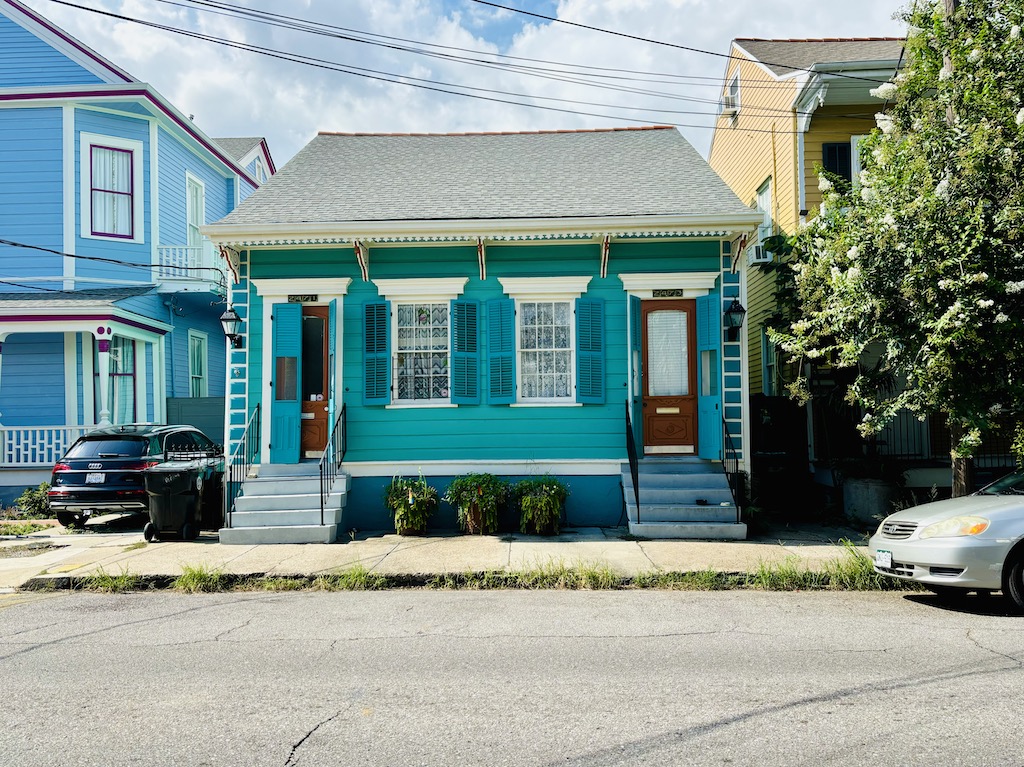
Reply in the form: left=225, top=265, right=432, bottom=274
left=394, top=302, right=449, bottom=402
left=95, top=337, right=136, bottom=423
left=188, top=330, right=208, bottom=398
left=81, top=133, right=144, bottom=244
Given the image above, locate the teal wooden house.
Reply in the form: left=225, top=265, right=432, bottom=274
left=0, top=0, right=273, bottom=502
left=204, top=127, right=763, bottom=543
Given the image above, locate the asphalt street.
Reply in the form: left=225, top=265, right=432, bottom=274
left=2, top=590, right=1022, bottom=766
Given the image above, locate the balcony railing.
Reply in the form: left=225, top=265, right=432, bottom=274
left=157, top=241, right=227, bottom=293
left=0, top=426, right=92, bottom=468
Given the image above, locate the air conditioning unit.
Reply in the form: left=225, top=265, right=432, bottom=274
left=721, top=104, right=738, bottom=118
left=748, top=245, right=772, bottom=265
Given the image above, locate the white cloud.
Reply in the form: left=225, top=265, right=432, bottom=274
left=24, top=0, right=907, bottom=165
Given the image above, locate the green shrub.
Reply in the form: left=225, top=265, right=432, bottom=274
left=15, top=483, right=51, bottom=519
left=384, top=474, right=438, bottom=535
left=443, top=473, right=508, bottom=534
left=514, top=476, right=568, bottom=535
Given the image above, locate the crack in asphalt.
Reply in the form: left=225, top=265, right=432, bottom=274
left=215, top=616, right=254, bottom=642
left=965, top=629, right=1024, bottom=667
left=284, top=705, right=352, bottom=767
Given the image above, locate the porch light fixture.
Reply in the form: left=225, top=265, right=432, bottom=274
left=723, top=299, right=747, bottom=342
left=219, top=307, right=244, bottom=348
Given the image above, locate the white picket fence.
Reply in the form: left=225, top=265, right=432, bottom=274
left=0, top=426, right=91, bottom=467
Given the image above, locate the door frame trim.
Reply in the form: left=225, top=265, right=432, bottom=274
left=254, top=278, right=351, bottom=464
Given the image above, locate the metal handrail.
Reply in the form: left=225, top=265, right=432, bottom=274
left=224, top=404, right=260, bottom=529
left=319, top=404, right=347, bottom=527
left=625, top=401, right=641, bottom=524
left=722, top=415, right=743, bottom=523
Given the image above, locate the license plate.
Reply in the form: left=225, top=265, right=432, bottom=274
left=875, top=549, right=893, bottom=568
left=85, top=473, right=105, bottom=484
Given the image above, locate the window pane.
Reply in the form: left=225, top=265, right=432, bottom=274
left=519, top=301, right=572, bottom=400
left=395, top=302, right=449, bottom=401
left=647, top=310, right=689, bottom=396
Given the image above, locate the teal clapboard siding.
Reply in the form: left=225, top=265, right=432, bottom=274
left=0, top=14, right=106, bottom=88
left=245, top=239, right=726, bottom=465
left=0, top=108, right=63, bottom=288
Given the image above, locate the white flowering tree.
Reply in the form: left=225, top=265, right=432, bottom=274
left=773, top=0, right=1024, bottom=495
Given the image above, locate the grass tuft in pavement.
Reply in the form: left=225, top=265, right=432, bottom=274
left=82, top=566, right=146, bottom=593
left=173, top=564, right=232, bottom=593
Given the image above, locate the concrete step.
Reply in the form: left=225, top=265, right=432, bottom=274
left=219, top=523, right=338, bottom=545
left=623, top=487, right=734, bottom=506
left=627, top=521, right=747, bottom=540
left=622, top=458, right=722, bottom=475
left=622, top=472, right=731, bottom=490
left=242, top=477, right=322, bottom=496
left=625, top=504, right=738, bottom=524
left=257, top=463, right=322, bottom=478
left=235, top=492, right=324, bottom=512
left=228, top=506, right=343, bottom=527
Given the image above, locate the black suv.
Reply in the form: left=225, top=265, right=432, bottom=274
left=48, top=424, right=222, bottom=528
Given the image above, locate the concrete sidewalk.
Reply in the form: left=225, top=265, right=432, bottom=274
left=0, top=521, right=868, bottom=591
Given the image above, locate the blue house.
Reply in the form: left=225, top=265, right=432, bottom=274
left=0, top=0, right=273, bottom=501
left=204, top=128, right=763, bottom=544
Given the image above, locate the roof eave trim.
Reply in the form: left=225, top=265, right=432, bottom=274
left=203, top=213, right=765, bottom=245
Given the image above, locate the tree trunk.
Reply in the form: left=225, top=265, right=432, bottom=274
left=950, top=422, right=974, bottom=498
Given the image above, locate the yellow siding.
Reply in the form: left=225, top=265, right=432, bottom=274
left=803, top=105, right=878, bottom=214
left=708, top=48, right=798, bottom=395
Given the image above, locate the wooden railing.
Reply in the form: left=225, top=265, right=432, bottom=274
left=0, top=426, right=91, bottom=467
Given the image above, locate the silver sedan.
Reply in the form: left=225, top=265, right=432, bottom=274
left=869, top=469, right=1024, bottom=607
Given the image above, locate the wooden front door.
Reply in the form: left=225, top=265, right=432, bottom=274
left=300, top=306, right=330, bottom=456
left=641, top=299, right=697, bottom=453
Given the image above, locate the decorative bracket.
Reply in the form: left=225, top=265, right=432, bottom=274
left=600, top=235, right=611, bottom=279
left=218, top=245, right=240, bottom=282
left=477, top=237, right=487, bottom=281
left=354, top=240, right=369, bottom=282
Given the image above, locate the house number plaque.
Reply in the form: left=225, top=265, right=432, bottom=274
left=653, top=289, right=686, bottom=298
left=287, top=295, right=318, bottom=303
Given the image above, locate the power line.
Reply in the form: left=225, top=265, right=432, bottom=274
left=44, top=0, right=878, bottom=134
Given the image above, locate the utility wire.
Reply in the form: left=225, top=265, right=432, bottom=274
left=45, top=0, right=879, bottom=133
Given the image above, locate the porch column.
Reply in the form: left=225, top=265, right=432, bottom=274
left=96, top=334, right=112, bottom=426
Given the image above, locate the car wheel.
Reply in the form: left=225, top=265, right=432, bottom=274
left=182, top=522, right=198, bottom=541
left=1003, top=554, right=1024, bottom=611
left=56, top=512, right=86, bottom=529
left=143, top=522, right=158, bottom=543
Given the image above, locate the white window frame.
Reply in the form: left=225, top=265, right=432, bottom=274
left=762, top=327, right=777, bottom=397
left=80, top=132, right=145, bottom=244
left=749, top=178, right=773, bottom=264
left=722, top=72, right=740, bottom=117
left=185, top=172, right=205, bottom=250
left=498, top=276, right=590, bottom=406
left=254, top=156, right=267, bottom=184
left=374, top=277, right=468, bottom=408
left=188, top=329, right=208, bottom=398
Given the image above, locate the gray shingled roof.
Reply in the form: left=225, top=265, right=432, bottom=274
left=736, top=38, right=905, bottom=77
left=212, top=137, right=263, bottom=162
left=214, top=127, right=755, bottom=226
left=0, top=286, right=155, bottom=309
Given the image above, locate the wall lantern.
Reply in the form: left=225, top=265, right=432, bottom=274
left=723, top=299, right=747, bottom=342
left=219, top=307, right=244, bottom=348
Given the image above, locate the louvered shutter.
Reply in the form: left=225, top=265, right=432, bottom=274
left=363, top=301, right=390, bottom=405
left=575, top=297, right=604, bottom=404
left=451, top=299, right=480, bottom=405
left=487, top=298, right=515, bottom=404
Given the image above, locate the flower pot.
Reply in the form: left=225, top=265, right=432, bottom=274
left=463, top=501, right=484, bottom=535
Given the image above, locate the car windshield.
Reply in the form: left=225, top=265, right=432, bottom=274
left=64, top=437, right=150, bottom=459
left=977, top=470, right=1024, bottom=496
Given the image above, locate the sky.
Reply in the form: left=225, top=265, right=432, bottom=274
left=24, top=0, right=910, bottom=167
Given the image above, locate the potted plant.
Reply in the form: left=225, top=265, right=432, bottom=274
left=514, top=475, right=569, bottom=536
left=383, top=474, right=438, bottom=535
left=444, top=473, right=508, bottom=535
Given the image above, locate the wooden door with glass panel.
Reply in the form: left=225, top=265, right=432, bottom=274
left=641, top=299, right=697, bottom=453
left=300, top=306, right=329, bottom=456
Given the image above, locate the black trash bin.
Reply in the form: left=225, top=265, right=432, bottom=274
left=143, top=456, right=211, bottom=541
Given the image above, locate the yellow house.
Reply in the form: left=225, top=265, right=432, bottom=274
left=708, top=37, right=904, bottom=398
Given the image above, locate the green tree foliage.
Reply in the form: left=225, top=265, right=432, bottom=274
left=772, top=0, right=1024, bottom=458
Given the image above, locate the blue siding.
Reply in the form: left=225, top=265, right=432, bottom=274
left=156, top=126, right=231, bottom=247
left=0, top=108, right=64, bottom=288
left=0, top=334, right=65, bottom=426
left=0, top=15, right=105, bottom=88
left=163, top=292, right=227, bottom=398
left=74, top=109, right=150, bottom=284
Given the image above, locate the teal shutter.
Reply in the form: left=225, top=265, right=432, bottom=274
left=363, top=301, right=390, bottom=405
left=575, top=297, right=604, bottom=404
left=269, top=303, right=302, bottom=464
left=487, top=298, right=515, bottom=404
left=696, top=292, right=723, bottom=460
left=451, top=299, right=480, bottom=405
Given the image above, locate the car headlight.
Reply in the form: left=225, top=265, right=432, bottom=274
left=919, top=515, right=990, bottom=539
